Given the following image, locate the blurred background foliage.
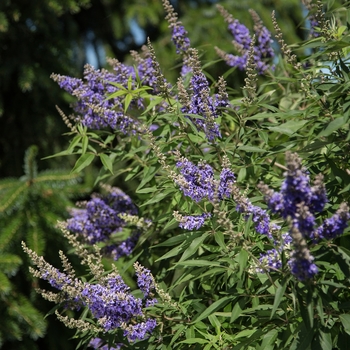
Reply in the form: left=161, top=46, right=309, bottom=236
left=0, top=0, right=348, bottom=348
left=0, top=145, right=91, bottom=349
left=0, top=0, right=319, bottom=178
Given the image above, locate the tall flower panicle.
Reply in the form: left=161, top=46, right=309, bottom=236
left=216, top=5, right=274, bottom=74
left=162, top=0, right=191, bottom=75
left=51, top=63, right=135, bottom=133
left=288, top=226, right=318, bottom=280
left=66, top=186, right=139, bottom=260
left=162, top=0, right=191, bottom=55
left=258, top=152, right=349, bottom=280
left=312, top=203, right=350, bottom=242
left=175, top=157, right=235, bottom=203
left=258, top=152, right=327, bottom=221
left=134, top=262, right=157, bottom=299
left=179, top=49, right=229, bottom=142
left=23, top=238, right=157, bottom=343
left=173, top=212, right=211, bottom=231
left=52, top=48, right=169, bottom=133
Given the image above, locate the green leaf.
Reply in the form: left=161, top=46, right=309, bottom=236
left=175, top=259, right=222, bottom=267
left=179, top=338, right=209, bottom=345
left=318, top=117, right=346, bottom=137
left=270, top=278, right=287, bottom=319
left=214, top=231, right=227, bottom=251
left=257, top=329, right=278, bottom=350
left=230, top=298, right=244, bottom=322
left=268, top=120, right=308, bottom=135
left=237, top=249, right=248, bottom=279
left=81, top=135, right=88, bottom=154
left=192, top=296, right=231, bottom=323
left=100, top=153, right=114, bottom=174
left=136, top=186, right=157, bottom=194
left=71, top=153, right=95, bottom=173
left=124, top=93, right=133, bottom=112
left=156, top=244, right=186, bottom=262
left=318, top=329, right=332, bottom=350
left=237, top=145, right=266, bottom=153
left=152, top=232, right=202, bottom=248
left=179, top=233, right=209, bottom=262
left=339, top=314, right=350, bottom=335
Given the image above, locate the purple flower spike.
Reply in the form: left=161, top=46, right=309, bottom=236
left=312, top=203, right=350, bottom=242
left=178, top=213, right=211, bottom=230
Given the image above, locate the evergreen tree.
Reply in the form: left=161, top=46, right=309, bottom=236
left=0, top=145, right=90, bottom=349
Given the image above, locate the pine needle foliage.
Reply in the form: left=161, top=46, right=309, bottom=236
left=0, top=145, right=90, bottom=349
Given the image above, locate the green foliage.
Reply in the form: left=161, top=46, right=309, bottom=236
left=17, top=0, right=350, bottom=349
left=0, top=146, right=90, bottom=349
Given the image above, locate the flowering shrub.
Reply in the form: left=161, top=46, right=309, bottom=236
left=23, top=1, right=350, bottom=349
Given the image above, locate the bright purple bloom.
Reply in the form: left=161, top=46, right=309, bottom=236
left=288, top=254, right=318, bottom=281
left=264, top=153, right=327, bottom=222
left=312, top=203, right=350, bottom=241
left=67, top=188, right=137, bottom=244
left=178, top=213, right=211, bottom=230
left=88, top=338, right=123, bottom=350
left=135, top=266, right=156, bottom=298
left=123, top=318, right=157, bottom=342
left=217, top=6, right=274, bottom=73
left=182, top=71, right=223, bottom=142
left=176, top=160, right=235, bottom=202
left=103, top=232, right=140, bottom=260
left=258, top=248, right=282, bottom=272
left=172, top=25, right=191, bottom=54
left=228, top=20, right=252, bottom=50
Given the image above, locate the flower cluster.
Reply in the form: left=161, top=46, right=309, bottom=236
left=162, top=0, right=191, bottom=75
left=82, top=271, right=157, bottom=341
left=258, top=152, right=350, bottom=280
left=215, top=5, right=274, bottom=74
left=173, top=155, right=281, bottom=236
left=66, top=186, right=139, bottom=260
left=179, top=55, right=230, bottom=141
left=22, top=241, right=158, bottom=344
left=173, top=212, right=212, bottom=231
left=51, top=46, right=167, bottom=133
left=175, top=157, right=235, bottom=203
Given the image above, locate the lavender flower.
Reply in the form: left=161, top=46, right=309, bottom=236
left=288, top=253, right=318, bottom=281
left=103, top=232, right=140, bottom=260
left=312, top=203, right=350, bottom=241
left=88, top=337, right=123, bottom=350
left=51, top=64, right=135, bottom=133
left=257, top=152, right=348, bottom=281
left=175, top=212, right=211, bottom=230
left=134, top=262, right=156, bottom=298
left=123, top=318, right=157, bottom=342
left=162, top=0, right=191, bottom=76
left=216, top=5, right=274, bottom=74
left=228, top=20, right=252, bottom=50
left=52, top=46, right=169, bottom=134
left=67, top=188, right=137, bottom=244
left=67, top=187, right=140, bottom=260
left=175, top=158, right=235, bottom=202
left=175, top=159, right=215, bottom=202
left=82, top=276, right=142, bottom=331
left=260, top=152, right=327, bottom=221
left=258, top=248, right=282, bottom=272
left=181, top=65, right=222, bottom=141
